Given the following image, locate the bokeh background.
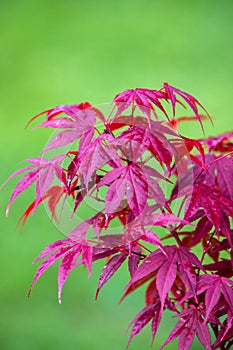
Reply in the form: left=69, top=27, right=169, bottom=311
left=0, top=1, right=232, bottom=349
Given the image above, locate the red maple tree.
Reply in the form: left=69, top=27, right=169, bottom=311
left=2, top=83, right=233, bottom=349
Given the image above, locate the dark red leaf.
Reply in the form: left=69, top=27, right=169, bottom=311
left=126, top=249, right=165, bottom=288
left=127, top=302, right=161, bottom=349
left=196, top=318, right=212, bottom=350
left=160, top=307, right=196, bottom=350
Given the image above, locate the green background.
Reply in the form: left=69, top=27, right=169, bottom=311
left=0, top=1, right=232, bottom=349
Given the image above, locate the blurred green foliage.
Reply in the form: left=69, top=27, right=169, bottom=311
left=0, top=0, right=232, bottom=349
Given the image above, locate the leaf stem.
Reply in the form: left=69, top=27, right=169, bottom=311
left=169, top=227, right=183, bottom=246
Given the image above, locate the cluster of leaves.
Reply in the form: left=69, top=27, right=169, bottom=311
left=3, top=83, right=233, bottom=349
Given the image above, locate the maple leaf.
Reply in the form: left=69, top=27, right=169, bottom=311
left=126, top=301, right=161, bottom=349
left=204, top=259, right=233, bottom=278
left=106, top=115, right=178, bottom=139
left=28, top=237, right=93, bottom=303
left=128, top=244, right=142, bottom=278
left=95, top=252, right=128, bottom=299
left=79, top=133, right=120, bottom=189
left=94, top=235, right=143, bottom=299
left=213, top=310, right=233, bottom=349
left=162, top=82, right=211, bottom=133
left=195, top=154, right=233, bottom=201
left=126, top=246, right=203, bottom=313
left=113, top=88, right=168, bottom=125
left=26, top=102, right=105, bottom=128
left=130, top=211, right=191, bottom=229
left=116, top=125, right=173, bottom=172
left=196, top=274, right=233, bottom=322
left=181, top=136, right=205, bottom=167
left=2, top=156, right=66, bottom=216
left=214, top=156, right=233, bottom=200
left=160, top=305, right=212, bottom=350
left=171, top=154, right=233, bottom=210
left=184, top=184, right=233, bottom=232
left=40, top=108, right=98, bottom=153
left=187, top=216, right=213, bottom=248
left=97, top=162, right=148, bottom=216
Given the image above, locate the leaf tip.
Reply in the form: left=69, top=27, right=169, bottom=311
left=95, top=289, right=100, bottom=300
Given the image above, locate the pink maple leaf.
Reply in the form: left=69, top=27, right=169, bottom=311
left=2, top=155, right=66, bottom=216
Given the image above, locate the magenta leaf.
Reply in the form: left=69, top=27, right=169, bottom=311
left=189, top=216, right=213, bottom=247
left=139, top=229, right=166, bottom=254
left=117, top=125, right=173, bottom=172
left=4, top=155, right=66, bottom=217
left=125, top=249, right=165, bottom=288
left=127, top=302, right=161, bottom=349
left=162, top=82, right=211, bottom=133
left=113, top=88, right=168, bottom=123
left=196, top=275, right=233, bottom=321
left=137, top=212, right=191, bottom=227
left=6, top=169, right=40, bottom=216
left=184, top=184, right=233, bottom=231
left=26, top=102, right=105, bottom=128
left=161, top=305, right=212, bottom=350
left=125, top=164, right=148, bottom=216
left=96, top=253, right=127, bottom=299
left=42, top=109, right=98, bottom=152
left=99, top=163, right=148, bottom=216
left=79, top=134, right=119, bottom=189
left=29, top=245, right=73, bottom=297
left=196, top=319, right=212, bottom=350
left=128, top=244, right=141, bottom=278
left=215, top=157, right=233, bottom=200
left=160, top=308, right=196, bottom=350
left=213, top=310, right=233, bottom=348
left=156, top=251, right=177, bottom=312
left=204, top=279, right=221, bottom=322
left=57, top=248, right=82, bottom=303
left=29, top=238, right=93, bottom=302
